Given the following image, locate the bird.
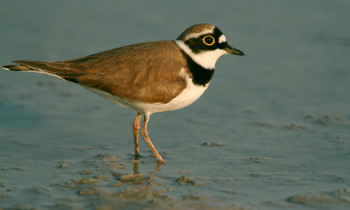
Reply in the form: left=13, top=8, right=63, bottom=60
left=2, top=23, right=244, bottom=163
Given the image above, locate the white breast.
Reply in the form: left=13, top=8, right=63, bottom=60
left=87, top=69, right=209, bottom=114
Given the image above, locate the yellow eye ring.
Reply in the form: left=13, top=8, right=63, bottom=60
left=202, top=35, right=215, bottom=46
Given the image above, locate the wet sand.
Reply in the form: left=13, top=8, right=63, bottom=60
left=1, top=0, right=350, bottom=209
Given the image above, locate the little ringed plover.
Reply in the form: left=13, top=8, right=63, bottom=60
left=2, top=23, right=244, bottom=163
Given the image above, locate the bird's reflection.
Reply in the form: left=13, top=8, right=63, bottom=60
left=133, top=158, right=140, bottom=174
left=155, top=161, right=163, bottom=171
left=132, top=155, right=163, bottom=173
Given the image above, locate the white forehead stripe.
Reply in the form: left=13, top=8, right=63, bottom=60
left=185, top=28, right=214, bottom=40
left=218, top=35, right=227, bottom=43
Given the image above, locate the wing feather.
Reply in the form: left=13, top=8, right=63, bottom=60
left=7, top=41, right=188, bottom=103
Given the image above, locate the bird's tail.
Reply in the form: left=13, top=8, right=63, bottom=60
left=2, top=60, right=82, bottom=81
left=2, top=63, right=34, bottom=71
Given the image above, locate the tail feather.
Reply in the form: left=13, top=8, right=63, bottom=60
left=2, top=64, right=33, bottom=71
left=2, top=60, right=83, bottom=82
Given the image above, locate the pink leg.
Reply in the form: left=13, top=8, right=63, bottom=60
left=133, top=112, right=142, bottom=155
left=140, top=113, right=165, bottom=163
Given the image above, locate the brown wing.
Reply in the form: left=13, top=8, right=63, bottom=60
left=9, top=41, right=188, bottom=104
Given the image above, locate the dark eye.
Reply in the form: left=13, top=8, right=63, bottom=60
left=202, top=35, right=215, bottom=46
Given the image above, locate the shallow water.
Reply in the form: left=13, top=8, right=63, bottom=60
left=1, top=0, right=350, bottom=209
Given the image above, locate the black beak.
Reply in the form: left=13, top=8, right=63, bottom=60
left=225, top=45, right=244, bottom=56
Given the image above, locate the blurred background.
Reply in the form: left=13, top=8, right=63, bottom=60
left=1, top=0, right=350, bottom=209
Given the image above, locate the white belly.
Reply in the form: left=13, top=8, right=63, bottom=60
left=87, top=75, right=210, bottom=114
